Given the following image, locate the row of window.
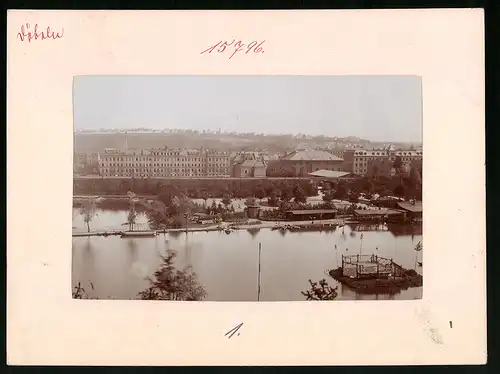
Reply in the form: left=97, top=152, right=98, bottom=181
left=101, top=156, right=229, bottom=162
left=354, top=151, right=422, bottom=156
left=100, top=172, right=231, bottom=177
left=101, top=167, right=229, bottom=173
left=101, top=163, right=226, bottom=167
left=354, top=157, right=422, bottom=162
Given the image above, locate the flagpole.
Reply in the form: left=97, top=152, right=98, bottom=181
left=257, top=242, right=262, bottom=301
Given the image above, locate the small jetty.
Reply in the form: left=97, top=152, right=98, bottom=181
left=72, top=231, right=123, bottom=238
left=120, top=231, right=157, bottom=238
left=72, top=230, right=158, bottom=238
left=271, top=222, right=336, bottom=232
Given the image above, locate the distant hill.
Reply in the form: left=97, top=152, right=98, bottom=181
left=73, top=130, right=420, bottom=154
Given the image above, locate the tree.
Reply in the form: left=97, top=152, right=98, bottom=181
left=245, top=196, right=257, bottom=206
left=158, top=185, right=180, bottom=206
left=393, top=155, right=403, bottom=172
left=127, top=207, right=137, bottom=231
left=322, top=190, right=334, bottom=202
left=348, top=190, right=360, bottom=204
left=254, top=187, right=266, bottom=201
left=281, top=188, right=293, bottom=202
left=379, top=188, right=393, bottom=198
left=201, top=191, right=209, bottom=206
left=347, top=203, right=356, bottom=214
left=268, top=191, right=279, bottom=207
left=361, top=179, right=373, bottom=193
left=393, top=184, right=405, bottom=197
left=414, top=241, right=422, bottom=270
left=293, top=186, right=307, bottom=204
left=409, top=166, right=421, bottom=184
left=238, top=189, right=252, bottom=199
left=171, top=194, right=194, bottom=216
left=146, top=209, right=168, bottom=230
left=301, top=279, right=338, bottom=300
left=210, top=200, right=217, bottom=215
left=333, top=185, right=347, bottom=200
left=221, top=194, right=232, bottom=208
left=138, top=250, right=207, bottom=300
left=80, top=197, right=97, bottom=232
left=264, top=186, right=276, bottom=196
left=127, top=191, right=138, bottom=231
left=72, top=282, right=88, bottom=299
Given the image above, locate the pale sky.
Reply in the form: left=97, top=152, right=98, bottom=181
left=73, top=75, right=422, bottom=143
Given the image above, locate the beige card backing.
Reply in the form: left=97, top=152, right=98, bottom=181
left=7, top=9, right=486, bottom=366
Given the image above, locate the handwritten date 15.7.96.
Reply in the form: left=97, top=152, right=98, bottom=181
left=201, top=40, right=265, bottom=59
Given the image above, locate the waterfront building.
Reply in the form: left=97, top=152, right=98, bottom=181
left=97, top=146, right=231, bottom=178
left=352, top=145, right=423, bottom=177
left=266, top=149, right=345, bottom=177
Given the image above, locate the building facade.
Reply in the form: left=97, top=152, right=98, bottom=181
left=353, top=147, right=423, bottom=177
left=266, top=150, right=345, bottom=177
left=74, top=152, right=100, bottom=175
left=97, top=147, right=231, bottom=178
left=231, top=152, right=267, bottom=177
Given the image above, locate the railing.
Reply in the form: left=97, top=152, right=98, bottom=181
left=341, top=254, right=404, bottom=279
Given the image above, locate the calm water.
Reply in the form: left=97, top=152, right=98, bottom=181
left=72, top=208, right=423, bottom=301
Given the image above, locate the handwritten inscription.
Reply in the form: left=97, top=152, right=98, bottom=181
left=225, top=323, right=243, bottom=338
left=201, top=40, right=265, bottom=59
left=17, top=23, right=64, bottom=43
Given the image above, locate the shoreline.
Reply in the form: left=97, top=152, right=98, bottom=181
left=72, top=218, right=345, bottom=237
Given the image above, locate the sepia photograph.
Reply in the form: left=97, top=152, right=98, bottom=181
left=72, top=75, right=423, bottom=302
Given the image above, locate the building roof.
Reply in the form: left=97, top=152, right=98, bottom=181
left=354, top=209, right=404, bottom=216
left=281, top=150, right=343, bottom=161
left=397, top=201, right=423, bottom=213
left=286, top=209, right=338, bottom=215
left=308, top=170, right=351, bottom=178
left=232, top=152, right=269, bottom=164
left=238, top=159, right=266, bottom=168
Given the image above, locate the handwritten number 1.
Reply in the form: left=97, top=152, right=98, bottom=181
left=225, top=323, right=243, bottom=339
left=200, top=41, right=222, bottom=55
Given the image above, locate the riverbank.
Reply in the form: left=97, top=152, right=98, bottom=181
left=72, top=218, right=345, bottom=236
left=328, top=267, right=423, bottom=295
left=168, top=218, right=344, bottom=232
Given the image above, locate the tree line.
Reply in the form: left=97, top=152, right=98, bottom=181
left=74, top=177, right=319, bottom=199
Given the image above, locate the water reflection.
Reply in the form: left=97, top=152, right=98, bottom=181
left=386, top=223, right=422, bottom=237
left=127, top=239, right=138, bottom=262
left=168, top=231, right=183, bottom=238
left=72, top=208, right=423, bottom=301
left=247, top=227, right=260, bottom=238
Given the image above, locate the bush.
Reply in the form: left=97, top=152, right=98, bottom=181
left=73, top=177, right=318, bottom=199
